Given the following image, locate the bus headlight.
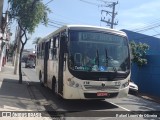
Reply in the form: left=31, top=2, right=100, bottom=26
left=68, top=80, right=75, bottom=86
left=75, top=83, right=79, bottom=87
left=121, top=81, right=129, bottom=88
left=67, top=78, right=81, bottom=88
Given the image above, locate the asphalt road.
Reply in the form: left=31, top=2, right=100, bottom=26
left=22, top=68, right=160, bottom=120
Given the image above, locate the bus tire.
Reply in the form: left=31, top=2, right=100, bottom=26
left=52, top=77, right=56, bottom=94
left=39, top=71, right=44, bottom=87
left=52, top=77, right=62, bottom=99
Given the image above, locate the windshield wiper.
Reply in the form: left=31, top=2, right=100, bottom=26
left=112, top=67, right=117, bottom=72
left=105, top=48, right=117, bottom=72
left=96, top=49, right=99, bottom=67
left=105, top=48, right=108, bottom=66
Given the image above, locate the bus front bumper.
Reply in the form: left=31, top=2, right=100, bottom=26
left=63, top=85, right=129, bottom=99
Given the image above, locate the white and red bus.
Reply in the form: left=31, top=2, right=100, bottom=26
left=36, top=25, right=131, bottom=99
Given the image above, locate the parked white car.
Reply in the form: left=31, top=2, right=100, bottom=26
left=129, top=80, right=138, bottom=95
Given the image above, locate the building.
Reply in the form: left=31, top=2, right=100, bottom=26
left=0, top=1, right=11, bottom=71
left=122, top=30, right=160, bottom=97
left=0, top=0, right=4, bottom=71
left=0, top=0, right=4, bottom=27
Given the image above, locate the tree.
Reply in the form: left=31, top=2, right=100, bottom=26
left=8, top=42, right=15, bottom=57
left=8, top=0, right=50, bottom=84
left=32, top=37, right=41, bottom=44
left=130, top=41, right=149, bottom=67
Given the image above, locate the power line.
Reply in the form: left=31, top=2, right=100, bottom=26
left=80, top=0, right=100, bottom=6
left=48, top=21, right=64, bottom=26
left=51, top=12, right=88, bottom=25
left=134, top=24, right=160, bottom=32
left=134, top=33, right=160, bottom=40
left=47, top=19, right=66, bottom=28
left=127, top=18, right=160, bottom=32
left=48, top=23, right=60, bottom=28
left=45, top=0, right=54, bottom=5
left=152, top=29, right=159, bottom=34
left=97, top=0, right=113, bottom=4
left=132, top=21, right=160, bottom=31
left=48, top=19, right=68, bottom=25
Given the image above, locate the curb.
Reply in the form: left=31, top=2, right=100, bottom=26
left=138, top=93, right=160, bottom=104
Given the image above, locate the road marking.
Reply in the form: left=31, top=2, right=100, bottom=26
left=108, top=101, right=131, bottom=111
left=96, top=102, right=131, bottom=120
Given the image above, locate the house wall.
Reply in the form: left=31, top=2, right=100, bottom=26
left=122, top=30, right=160, bottom=97
left=131, top=55, right=160, bottom=97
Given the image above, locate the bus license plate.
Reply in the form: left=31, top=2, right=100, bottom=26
left=97, top=92, right=108, bottom=96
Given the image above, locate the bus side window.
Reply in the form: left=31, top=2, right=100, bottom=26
left=52, top=37, right=59, bottom=60
left=36, top=45, right=39, bottom=59
left=39, top=43, right=42, bottom=59
left=41, top=42, right=45, bottom=59
left=49, top=39, right=53, bottom=60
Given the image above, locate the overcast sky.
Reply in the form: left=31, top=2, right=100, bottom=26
left=4, top=0, right=160, bottom=49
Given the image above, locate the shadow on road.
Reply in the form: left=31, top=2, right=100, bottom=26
left=28, top=81, right=122, bottom=117
left=0, top=79, right=36, bottom=110
left=30, top=81, right=160, bottom=118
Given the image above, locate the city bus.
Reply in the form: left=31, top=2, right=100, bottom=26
left=36, top=25, right=131, bottom=99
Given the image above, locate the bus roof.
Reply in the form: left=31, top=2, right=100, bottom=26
left=38, top=25, right=127, bottom=44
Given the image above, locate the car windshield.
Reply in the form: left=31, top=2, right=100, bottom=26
left=68, top=30, right=130, bottom=72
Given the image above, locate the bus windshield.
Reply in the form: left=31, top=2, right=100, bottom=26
left=69, top=30, right=130, bottom=72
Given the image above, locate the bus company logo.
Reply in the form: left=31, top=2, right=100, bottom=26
left=101, top=82, right=105, bottom=87
left=2, top=112, right=12, bottom=117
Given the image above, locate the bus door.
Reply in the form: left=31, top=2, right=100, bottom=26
left=58, top=35, right=67, bottom=95
left=44, top=42, right=49, bottom=84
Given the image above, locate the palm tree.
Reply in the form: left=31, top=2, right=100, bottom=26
left=32, top=37, right=41, bottom=44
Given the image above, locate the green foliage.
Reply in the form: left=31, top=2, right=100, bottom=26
left=8, top=0, right=50, bottom=33
left=1, top=41, right=5, bottom=49
left=33, top=37, right=41, bottom=44
left=130, top=41, right=149, bottom=67
left=8, top=42, right=15, bottom=57
left=8, top=0, right=50, bottom=83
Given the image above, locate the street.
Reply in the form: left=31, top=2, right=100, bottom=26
left=22, top=68, right=160, bottom=120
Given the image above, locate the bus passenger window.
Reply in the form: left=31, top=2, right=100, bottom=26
left=55, top=38, right=59, bottom=48
left=52, top=48, right=57, bottom=60
left=52, top=37, right=59, bottom=60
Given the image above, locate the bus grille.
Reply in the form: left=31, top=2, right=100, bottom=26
left=84, top=85, right=120, bottom=91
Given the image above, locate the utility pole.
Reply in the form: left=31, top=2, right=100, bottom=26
left=80, top=0, right=118, bottom=28
left=101, top=1, right=118, bottom=28
left=14, top=26, right=21, bottom=74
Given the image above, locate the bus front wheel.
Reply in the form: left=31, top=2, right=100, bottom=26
left=52, top=77, right=56, bottom=94
left=39, top=72, right=44, bottom=87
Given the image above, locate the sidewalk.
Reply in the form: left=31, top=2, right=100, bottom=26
left=0, top=62, right=51, bottom=120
